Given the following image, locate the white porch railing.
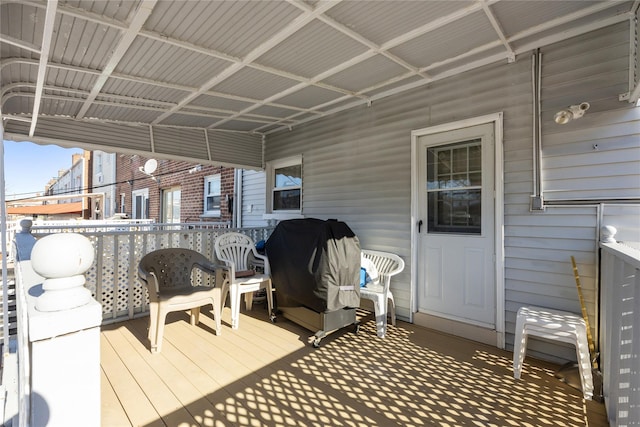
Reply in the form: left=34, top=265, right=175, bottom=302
left=5, top=218, right=157, bottom=262
left=27, top=221, right=274, bottom=324
left=600, top=226, right=640, bottom=427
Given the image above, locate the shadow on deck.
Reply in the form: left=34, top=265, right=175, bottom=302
left=100, top=304, right=607, bottom=426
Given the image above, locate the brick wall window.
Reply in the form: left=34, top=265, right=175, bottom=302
left=203, top=174, right=221, bottom=217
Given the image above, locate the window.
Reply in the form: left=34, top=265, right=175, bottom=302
left=162, top=187, right=181, bottom=223
left=267, top=156, right=302, bottom=214
left=426, top=139, right=482, bottom=234
left=203, top=174, right=221, bottom=216
left=132, top=188, right=149, bottom=219
left=96, top=153, right=103, bottom=174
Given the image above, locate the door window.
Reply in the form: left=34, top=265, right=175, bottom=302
left=426, top=139, right=482, bottom=234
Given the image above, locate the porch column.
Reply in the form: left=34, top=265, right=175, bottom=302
left=27, top=230, right=101, bottom=426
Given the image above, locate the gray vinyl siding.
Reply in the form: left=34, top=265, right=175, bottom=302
left=541, top=22, right=640, bottom=201
left=240, top=169, right=269, bottom=228
left=265, top=22, right=638, bottom=362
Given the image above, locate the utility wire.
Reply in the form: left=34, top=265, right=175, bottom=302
left=5, top=164, right=206, bottom=203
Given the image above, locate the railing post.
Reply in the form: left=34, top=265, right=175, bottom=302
left=27, top=233, right=101, bottom=426
left=599, top=225, right=640, bottom=427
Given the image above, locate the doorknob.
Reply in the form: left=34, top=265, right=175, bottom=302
left=418, top=220, right=423, bottom=233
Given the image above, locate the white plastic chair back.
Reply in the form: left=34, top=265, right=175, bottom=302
left=360, top=249, right=405, bottom=337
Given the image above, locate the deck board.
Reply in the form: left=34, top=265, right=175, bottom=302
left=100, top=369, right=131, bottom=427
left=102, top=326, right=199, bottom=426
left=100, top=334, right=165, bottom=426
left=101, top=305, right=608, bottom=426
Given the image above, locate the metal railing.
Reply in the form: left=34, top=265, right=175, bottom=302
left=600, top=231, right=640, bottom=427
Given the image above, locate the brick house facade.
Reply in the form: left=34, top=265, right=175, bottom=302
left=114, top=154, right=235, bottom=223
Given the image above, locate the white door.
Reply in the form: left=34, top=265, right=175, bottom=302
left=416, top=123, right=495, bottom=328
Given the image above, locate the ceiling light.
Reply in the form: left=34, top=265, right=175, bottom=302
left=554, top=102, right=590, bottom=124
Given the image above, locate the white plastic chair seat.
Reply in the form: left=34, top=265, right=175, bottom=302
left=360, top=249, right=405, bottom=338
left=513, top=306, right=593, bottom=400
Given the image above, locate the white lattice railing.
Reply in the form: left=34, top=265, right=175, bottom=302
left=5, top=218, right=157, bottom=261
left=27, top=221, right=274, bottom=324
left=599, top=226, right=640, bottom=427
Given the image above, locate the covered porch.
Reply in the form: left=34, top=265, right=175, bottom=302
left=2, top=1, right=640, bottom=425
left=101, top=306, right=608, bottom=427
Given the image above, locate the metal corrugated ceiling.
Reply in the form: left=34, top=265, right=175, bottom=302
left=0, top=0, right=637, bottom=167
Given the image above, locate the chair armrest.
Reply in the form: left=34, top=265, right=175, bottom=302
left=194, top=261, right=231, bottom=286
left=138, top=267, right=160, bottom=297
left=253, top=252, right=270, bottom=275
left=138, top=265, right=149, bottom=283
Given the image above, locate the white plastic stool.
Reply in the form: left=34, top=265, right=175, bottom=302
left=513, top=306, right=593, bottom=400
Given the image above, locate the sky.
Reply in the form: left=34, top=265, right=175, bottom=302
left=2, top=140, right=82, bottom=200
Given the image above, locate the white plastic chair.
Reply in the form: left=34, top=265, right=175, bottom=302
left=214, top=232, right=274, bottom=329
left=360, top=249, right=405, bottom=338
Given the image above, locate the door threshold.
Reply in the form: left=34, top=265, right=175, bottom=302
left=413, top=312, right=498, bottom=347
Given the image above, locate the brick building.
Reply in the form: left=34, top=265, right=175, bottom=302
left=114, top=154, right=235, bottom=224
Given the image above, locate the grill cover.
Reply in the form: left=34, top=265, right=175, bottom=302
left=266, top=218, right=361, bottom=312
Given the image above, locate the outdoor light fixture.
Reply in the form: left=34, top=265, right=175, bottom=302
left=554, top=102, right=590, bottom=124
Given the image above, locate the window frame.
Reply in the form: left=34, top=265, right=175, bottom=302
left=132, top=188, right=150, bottom=220
left=162, top=186, right=181, bottom=223
left=203, top=174, right=222, bottom=217
left=264, top=155, right=303, bottom=220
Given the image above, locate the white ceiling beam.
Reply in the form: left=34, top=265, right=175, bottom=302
left=359, top=71, right=420, bottom=95
left=209, top=48, right=380, bottom=130
left=29, top=0, right=57, bottom=137
left=508, top=0, right=630, bottom=43
left=140, top=30, right=239, bottom=64
left=379, top=1, right=497, bottom=51
left=311, top=5, right=430, bottom=79
left=1, top=58, right=314, bottom=114
left=0, top=34, right=41, bottom=53
left=5, top=114, right=265, bottom=136
left=253, top=94, right=350, bottom=132
left=513, top=13, right=630, bottom=56
left=20, top=0, right=129, bottom=31
left=479, top=0, right=515, bottom=63
left=0, top=58, right=101, bottom=76
left=5, top=87, right=292, bottom=125
left=76, top=0, right=157, bottom=120
left=143, top=27, right=362, bottom=98
left=421, top=40, right=503, bottom=73
left=152, top=0, right=340, bottom=125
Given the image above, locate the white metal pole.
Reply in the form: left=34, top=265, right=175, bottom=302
left=1, top=116, right=10, bottom=352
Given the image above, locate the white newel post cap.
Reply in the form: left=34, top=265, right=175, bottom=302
left=31, top=233, right=95, bottom=312
left=600, top=225, right=617, bottom=243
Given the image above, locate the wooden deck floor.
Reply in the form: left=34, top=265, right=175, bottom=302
left=101, top=305, right=608, bottom=427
